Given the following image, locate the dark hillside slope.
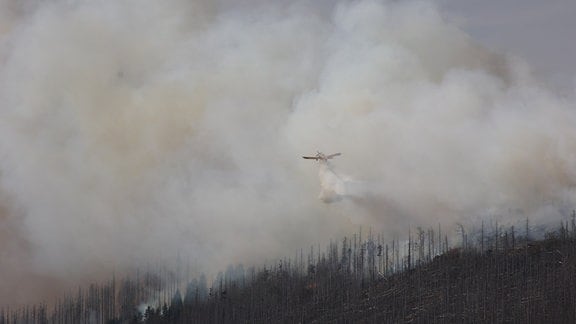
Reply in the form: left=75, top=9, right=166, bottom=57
left=2, top=229, right=576, bottom=323
left=173, top=236, right=576, bottom=323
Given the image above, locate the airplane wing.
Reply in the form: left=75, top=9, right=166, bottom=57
left=326, top=153, right=341, bottom=159
left=302, top=156, right=319, bottom=160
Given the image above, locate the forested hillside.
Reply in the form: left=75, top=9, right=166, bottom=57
left=2, top=222, right=576, bottom=323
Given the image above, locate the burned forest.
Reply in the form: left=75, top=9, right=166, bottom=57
left=2, top=219, right=576, bottom=323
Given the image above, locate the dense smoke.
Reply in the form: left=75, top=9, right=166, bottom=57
left=0, top=0, right=575, bottom=304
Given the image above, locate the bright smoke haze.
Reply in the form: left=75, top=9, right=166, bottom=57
left=1, top=0, right=575, bottom=304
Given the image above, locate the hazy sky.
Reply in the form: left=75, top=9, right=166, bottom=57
left=441, top=0, right=576, bottom=93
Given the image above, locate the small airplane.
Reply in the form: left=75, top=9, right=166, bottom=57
left=302, top=151, right=341, bottom=162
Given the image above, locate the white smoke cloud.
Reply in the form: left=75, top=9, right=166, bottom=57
left=0, top=0, right=574, bottom=304
left=317, top=161, right=347, bottom=203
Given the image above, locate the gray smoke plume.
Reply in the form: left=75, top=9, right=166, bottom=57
left=0, top=0, right=574, bottom=304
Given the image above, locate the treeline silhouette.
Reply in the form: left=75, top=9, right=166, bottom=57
left=2, top=218, right=576, bottom=323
